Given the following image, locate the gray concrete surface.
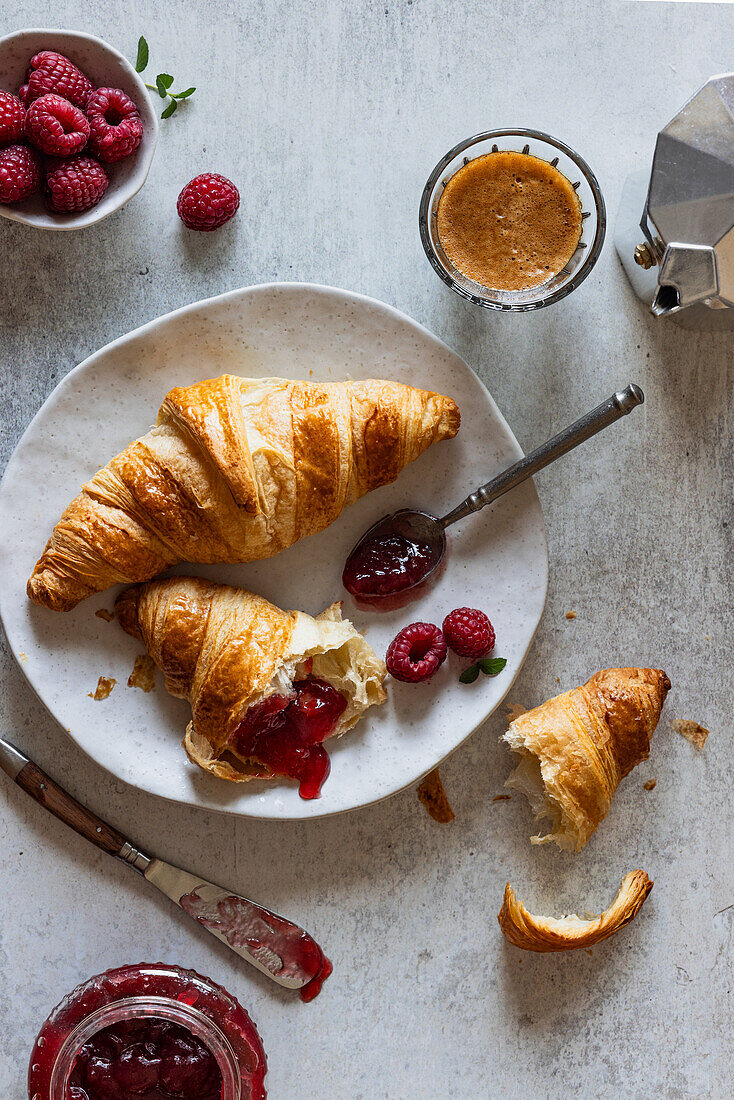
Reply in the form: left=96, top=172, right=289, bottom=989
left=1, top=2, right=731, bottom=1097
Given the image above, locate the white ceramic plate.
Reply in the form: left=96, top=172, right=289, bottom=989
left=0, top=283, right=547, bottom=819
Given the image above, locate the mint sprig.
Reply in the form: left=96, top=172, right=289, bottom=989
left=134, top=36, right=196, bottom=119
left=459, top=656, right=507, bottom=684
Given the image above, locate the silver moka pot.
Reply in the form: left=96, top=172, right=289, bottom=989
left=615, top=72, right=734, bottom=329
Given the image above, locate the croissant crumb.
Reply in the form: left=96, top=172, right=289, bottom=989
left=417, top=768, right=455, bottom=823
left=671, top=719, right=709, bottom=749
left=498, top=870, right=653, bottom=952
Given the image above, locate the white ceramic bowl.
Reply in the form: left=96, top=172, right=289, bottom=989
left=0, top=28, right=159, bottom=230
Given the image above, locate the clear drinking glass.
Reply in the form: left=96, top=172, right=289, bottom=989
left=419, top=128, right=606, bottom=311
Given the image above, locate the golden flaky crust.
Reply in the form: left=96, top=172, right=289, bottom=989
left=504, top=668, right=671, bottom=851
left=498, top=871, right=653, bottom=952
left=28, top=375, right=460, bottom=611
left=115, top=575, right=386, bottom=784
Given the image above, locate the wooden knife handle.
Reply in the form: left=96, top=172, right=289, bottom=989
left=15, top=760, right=127, bottom=857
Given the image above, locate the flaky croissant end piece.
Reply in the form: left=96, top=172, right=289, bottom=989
left=498, top=871, right=653, bottom=952
left=29, top=375, right=460, bottom=611
left=503, top=667, right=671, bottom=852
left=116, top=576, right=386, bottom=785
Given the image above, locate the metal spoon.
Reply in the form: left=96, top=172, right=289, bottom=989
left=344, top=383, right=644, bottom=601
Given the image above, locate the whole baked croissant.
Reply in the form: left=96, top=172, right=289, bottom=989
left=28, top=375, right=460, bottom=611
left=503, top=667, right=671, bottom=851
left=115, top=575, right=386, bottom=798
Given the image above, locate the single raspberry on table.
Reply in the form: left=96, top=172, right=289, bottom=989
left=26, top=93, right=90, bottom=156
left=177, top=173, right=240, bottom=231
left=26, top=50, right=93, bottom=108
left=86, top=87, right=143, bottom=163
left=0, top=91, right=25, bottom=145
left=46, top=155, right=109, bottom=213
left=386, top=622, right=447, bottom=684
left=0, top=143, right=42, bottom=203
left=442, top=607, right=496, bottom=659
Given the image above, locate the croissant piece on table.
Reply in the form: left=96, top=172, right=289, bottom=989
left=115, top=576, right=386, bottom=797
left=498, top=870, right=653, bottom=952
left=503, top=667, right=671, bottom=851
left=28, top=375, right=460, bottom=611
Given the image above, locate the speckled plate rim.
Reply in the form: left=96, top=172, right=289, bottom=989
left=0, top=282, right=548, bottom=819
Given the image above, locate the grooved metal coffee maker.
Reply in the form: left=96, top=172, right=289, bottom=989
left=615, top=72, right=734, bottom=329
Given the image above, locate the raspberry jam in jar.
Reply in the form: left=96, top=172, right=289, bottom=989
left=28, top=963, right=267, bottom=1100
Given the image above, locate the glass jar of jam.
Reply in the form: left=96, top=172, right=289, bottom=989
left=28, top=963, right=267, bottom=1100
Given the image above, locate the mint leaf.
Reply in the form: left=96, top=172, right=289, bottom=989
left=172, top=87, right=196, bottom=99
left=135, top=36, right=149, bottom=73
left=479, top=657, right=507, bottom=677
left=158, top=73, right=174, bottom=89
left=459, top=664, right=480, bottom=684
left=155, top=74, right=171, bottom=98
left=161, top=98, right=178, bottom=119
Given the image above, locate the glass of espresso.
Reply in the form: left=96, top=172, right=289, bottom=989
left=419, top=129, right=606, bottom=311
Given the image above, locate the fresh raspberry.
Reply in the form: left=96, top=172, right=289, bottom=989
left=26, top=94, right=90, bottom=156
left=86, top=87, right=143, bottom=163
left=0, top=92, right=25, bottom=145
left=46, top=155, right=108, bottom=213
left=442, top=607, right=496, bottom=659
left=26, top=50, right=93, bottom=108
left=386, top=622, right=447, bottom=683
left=0, top=143, right=42, bottom=203
left=18, top=84, right=30, bottom=107
left=177, top=173, right=240, bottom=231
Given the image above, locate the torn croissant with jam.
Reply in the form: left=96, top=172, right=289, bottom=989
left=28, top=375, right=460, bottom=611
left=503, top=667, right=671, bottom=851
left=115, top=576, right=386, bottom=799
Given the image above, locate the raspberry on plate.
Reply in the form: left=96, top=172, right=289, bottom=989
left=26, top=93, right=90, bottom=157
left=26, top=50, right=93, bottom=108
left=0, top=91, right=25, bottom=146
left=86, top=87, right=143, bottom=163
left=442, top=607, right=496, bottom=659
left=177, top=173, right=240, bottom=231
left=0, top=143, right=42, bottom=203
left=46, top=155, right=108, bottom=213
left=386, top=622, right=447, bottom=683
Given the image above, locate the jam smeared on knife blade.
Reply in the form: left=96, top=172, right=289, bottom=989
left=342, top=531, right=440, bottom=605
left=181, top=891, right=333, bottom=1002
left=232, top=676, right=347, bottom=799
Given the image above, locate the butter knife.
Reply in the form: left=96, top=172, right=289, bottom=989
left=0, top=737, right=330, bottom=1000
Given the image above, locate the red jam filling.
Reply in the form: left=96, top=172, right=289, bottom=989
left=28, top=964, right=267, bottom=1100
left=342, top=532, right=440, bottom=603
left=232, top=676, right=347, bottom=799
left=68, top=1018, right=222, bottom=1099
left=181, top=892, right=333, bottom=1002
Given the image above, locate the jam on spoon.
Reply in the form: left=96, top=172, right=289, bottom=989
left=342, top=528, right=440, bottom=602
left=231, top=676, right=347, bottom=799
left=343, top=385, right=646, bottom=607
